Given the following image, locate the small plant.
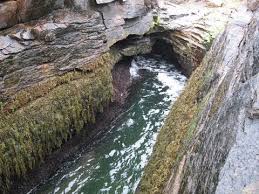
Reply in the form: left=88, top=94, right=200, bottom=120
left=204, top=32, right=214, bottom=50
left=153, top=15, right=161, bottom=28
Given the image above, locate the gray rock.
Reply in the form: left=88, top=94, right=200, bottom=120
left=163, top=5, right=259, bottom=194
left=0, top=10, right=107, bottom=99
left=0, top=0, right=153, bottom=101
left=122, top=0, right=147, bottom=19
left=155, top=0, right=240, bottom=74
left=71, top=0, right=91, bottom=10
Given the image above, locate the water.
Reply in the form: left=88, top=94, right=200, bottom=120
left=31, top=55, right=187, bottom=194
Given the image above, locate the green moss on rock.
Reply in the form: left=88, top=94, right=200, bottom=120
left=0, top=52, right=117, bottom=192
left=138, top=57, right=212, bottom=194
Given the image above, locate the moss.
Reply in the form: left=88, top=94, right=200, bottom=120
left=138, top=57, right=213, bottom=193
left=153, top=15, right=160, bottom=28
left=3, top=51, right=121, bottom=114
left=0, top=52, right=118, bottom=192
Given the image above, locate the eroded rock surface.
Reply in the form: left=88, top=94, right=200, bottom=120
left=0, top=0, right=153, bottom=103
left=156, top=0, right=242, bottom=74
left=1, top=0, right=257, bottom=193
left=139, top=2, right=259, bottom=194
left=0, top=0, right=155, bottom=192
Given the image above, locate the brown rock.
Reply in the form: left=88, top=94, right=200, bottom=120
left=17, top=0, right=57, bottom=22
left=0, top=1, right=18, bottom=30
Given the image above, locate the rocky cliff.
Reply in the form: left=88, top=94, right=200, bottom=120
left=0, top=0, right=155, bottom=192
left=0, top=0, right=253, bottom=193
left=138, top=2, right=259, bottom=194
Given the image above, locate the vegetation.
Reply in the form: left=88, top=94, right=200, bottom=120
left=138, top=55, right=214, bottom=193
left=0, top=52, right=118, bottom=192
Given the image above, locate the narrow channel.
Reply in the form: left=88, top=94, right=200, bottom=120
left=31, top=55, right=187, bottom=194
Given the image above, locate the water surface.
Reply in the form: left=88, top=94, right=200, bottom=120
left=32, top=55, right=186, bottom=194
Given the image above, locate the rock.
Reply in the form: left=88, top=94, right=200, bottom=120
left=242, top=182, right=259, bottom=194
left=0, top=0, right=153, bottom=100
left=122, top=0, right=147, bottom=19
left=96, top=0, right=115, bottom=4
left=248, top=0, right=259, bottom=11
left=138, top=4, right=259, bottom=194
left=206, top=0, right=223, bottom=7
left=54, top=0, right=65, bottom=9
left=0, top=10, right=107, bottom=100
left=98, top=0, right=153, bottom=46
left=0, top=0, right=154, bottom=192
left=155, top=0, right=240, bottom=74
left=17, top=0, right=57, bottom=22
left=67, top=0, right=91, bottom=10
left=119, top=37, right=153, bottom=56
left=0, top=1, right=18, bottom=29
left=99, top=1, right=125, bottom=28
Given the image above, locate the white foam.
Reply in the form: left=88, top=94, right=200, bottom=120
left=129, top=59, right=140, bottom=79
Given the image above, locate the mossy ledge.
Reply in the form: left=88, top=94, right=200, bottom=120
left=137, top=54, right=214, bottom=193
left=0, top=52, right=121, bottom=193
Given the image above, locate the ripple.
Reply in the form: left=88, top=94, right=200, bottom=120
left=33, top=55, right=187, bottom=194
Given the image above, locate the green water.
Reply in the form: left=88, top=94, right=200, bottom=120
left=31, top=55, right=186, bottom=194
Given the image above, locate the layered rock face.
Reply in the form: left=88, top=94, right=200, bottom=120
left=0, top=0, right=155, bottom=192
left=1, top=0, right=254, bottom=193
left=155, top=0, right=241, bottom=75
left=0, top=0, right=153, bottom=102
left=139, top=2, right=259, bottom=194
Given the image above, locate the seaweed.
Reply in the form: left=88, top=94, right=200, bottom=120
left=0, top=52, right=118, bottom=192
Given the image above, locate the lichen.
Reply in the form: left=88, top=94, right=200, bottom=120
left=138, top=57, right=213, bottom=193
left=0, top=52, right=118, bottom=192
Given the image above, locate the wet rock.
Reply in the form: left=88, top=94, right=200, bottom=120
left=0, top=0, right=150, bottom=192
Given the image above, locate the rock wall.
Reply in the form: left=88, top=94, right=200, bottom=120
left=0, top=0, right=251, bottom=193
left=0, top=0, right=154, bottom=102
left=138, top=2, right=259, bottom=194
left=155, top=0, right=241, bottom=75
left=0, top=0, right=155, bottom=192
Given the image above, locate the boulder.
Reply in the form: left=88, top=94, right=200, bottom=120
left=0, top=1, right=18, bottom=29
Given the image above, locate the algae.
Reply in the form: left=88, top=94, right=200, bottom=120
left=0, top=52, right=118, bottom=192
left=138, top=56, right=212, bottom=193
